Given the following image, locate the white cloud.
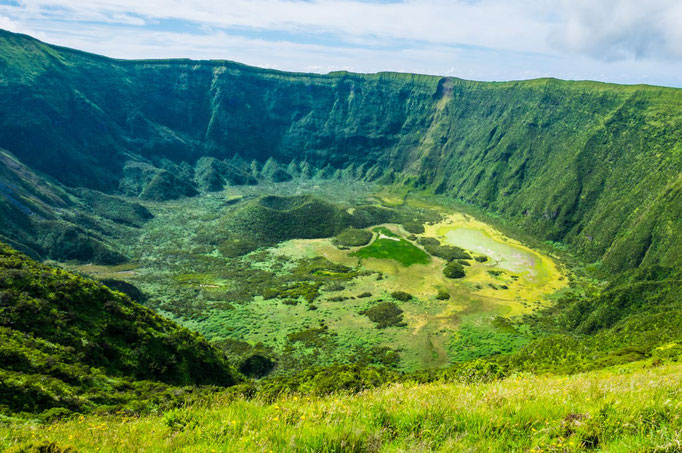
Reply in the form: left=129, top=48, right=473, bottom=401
left=1, top=0, right=681, bottom=86
left=2, top=1, right=555, bottom=52
left=0, top=14, right=29, bottom=34
left=551, top=0, right=682, bottom=61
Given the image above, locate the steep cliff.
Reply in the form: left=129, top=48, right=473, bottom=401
left=0, top=30, right=680, bottom=271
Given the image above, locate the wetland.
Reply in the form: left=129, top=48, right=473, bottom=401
left=61, top=180, right=568, bottom=375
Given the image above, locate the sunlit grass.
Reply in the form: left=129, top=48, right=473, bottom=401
left=351, top=238, right=431, bottom=267
left=3, top=361, right=681, bottom=452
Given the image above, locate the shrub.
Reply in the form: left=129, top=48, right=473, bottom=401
left=361, top=302, right=406, bottom=328
left=239, top=354, right=276, bottom=378
left=402, top=221, right=425, bottom=234
left=424, top=244, right=472, bottom=261
left=417, top=237, right=440, bottom=247
left=436, top=288, right=450, bottom=300
left=444, top=261, right=466, bottom=279
left=391, top=291, right=413, bottom=301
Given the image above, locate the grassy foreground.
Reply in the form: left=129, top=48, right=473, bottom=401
left=3, top=361, right=681, bottom=452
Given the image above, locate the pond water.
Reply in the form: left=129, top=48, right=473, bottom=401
left=443, top=227, right=539, bottom=275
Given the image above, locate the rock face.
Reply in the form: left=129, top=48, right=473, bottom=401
left=0, top=30, right=681, bottom=271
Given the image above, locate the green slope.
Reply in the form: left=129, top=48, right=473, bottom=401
left=0, top=30, right=680, bottom=271
left=0, top=242, right=242, bottom=416
left=3, top=361, right=682, bottom=452
left=0, top=148, right=150, bottom=264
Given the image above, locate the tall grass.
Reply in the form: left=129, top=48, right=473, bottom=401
left=3, top=360, right=681, bottom=452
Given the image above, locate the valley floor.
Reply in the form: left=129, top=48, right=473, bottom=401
left=59, top=182, right=569, bottom=374
left=3, top=360, right=681, bottom=452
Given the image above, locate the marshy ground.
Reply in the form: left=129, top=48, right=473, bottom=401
left=61, top=180, right=568, bottom=374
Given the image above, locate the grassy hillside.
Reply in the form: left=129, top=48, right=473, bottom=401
left=0, top=30, right=680, bottom=271
left=2, top=360, right=681, bottom=452
left=0, top=242, right=241, bottom=417
left=1, top=29, right=681, bottom=451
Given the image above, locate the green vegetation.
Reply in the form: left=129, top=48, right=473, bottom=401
left=352, top=236, right=431, bottom=266
left=443, top=261, right=466, bottom=279
left=418, top=237, right=472, bottom=261
left=332, top=228, right=373, bottom=247
left=372, top=226, right=400, bottom=238
left=390, top=290, right=413, bottom=301
left=223, top=195, right=352, bottom=248
left=435, top=288, right=450, bottom=300
left=2, top=30, right=681, bottom=272
left=138, top=170, right=199, bottom=201
left=0, top=243, right=241, bottom=417
left=1, top=29, right=682, bottom=450
left=360, top=302, right=407, bottom=328
left=3, top=361, right=682, bottom=452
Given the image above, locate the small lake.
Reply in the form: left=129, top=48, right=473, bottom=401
left=443, top=227, right=539, bottom=275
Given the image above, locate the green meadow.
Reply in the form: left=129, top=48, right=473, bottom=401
left=3, top=360, right=681, bottom=452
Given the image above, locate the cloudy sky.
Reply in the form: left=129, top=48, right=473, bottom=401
left=2, top=0, right=682, bottom=87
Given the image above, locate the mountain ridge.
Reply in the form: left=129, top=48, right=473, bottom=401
left=0, top=29, right=680, bottom=272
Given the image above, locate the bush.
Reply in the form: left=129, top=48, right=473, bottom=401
left=475, top=255, right=488, bottom=262
left=436, top=288, right=450, bottom=300
left=444, top=261, right=466, bottom=279
left=361, top=302, right=406, bottom=328
left=417, top=237, right=440, bottom=247
left=391, top=291, right=413, bottom=301
left=239, top=354, right=276, bottom=378
left=424, top=244, right=472, bottom=261
left=402, top=221, right=425, bottom=234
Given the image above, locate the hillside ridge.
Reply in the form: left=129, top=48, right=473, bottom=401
left=0, top=28, right=681, bottom=271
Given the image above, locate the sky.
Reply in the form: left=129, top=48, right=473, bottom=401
left=1, top=0, right=682, bottom=87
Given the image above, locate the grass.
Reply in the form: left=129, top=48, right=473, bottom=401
left=352, top=237, right=431, bottom=267
left=3, top=360, right=682, bottom=452
left=372, top=226, right=400, bottom=238
left=59, top=184, right=565, bottom=375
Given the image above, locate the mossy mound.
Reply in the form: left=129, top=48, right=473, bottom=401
left=139, top=170, right=198, bottom=201
left=390, top=291, right=413, bottom=301
left=258, top=195, right=312, bottom=211
left=260, top=158, right=293, bottom=183
left=436, top=288, right=450, bottom=300
left=332, top=228, right=373, bottom=248
left=223, top=195, right=356, bottom=248
left=352, top=237, right=431, bottom=267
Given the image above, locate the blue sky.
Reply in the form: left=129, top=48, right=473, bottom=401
left=1, top=0, right=682, bottom=87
